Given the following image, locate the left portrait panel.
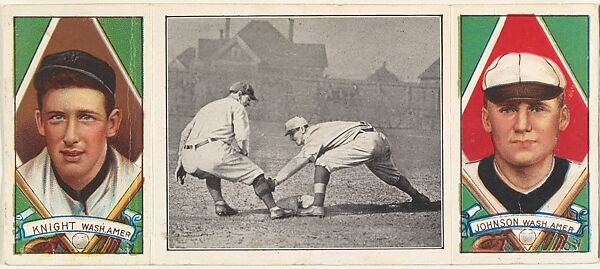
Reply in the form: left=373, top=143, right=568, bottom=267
left=13, top=17, right=143, bottom=254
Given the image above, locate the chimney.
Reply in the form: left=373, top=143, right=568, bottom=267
left=219, top=29, right=224, bottom=40
left=225, top=18, right=231, bottom=39
left=288, top=19, right=294, bottom=43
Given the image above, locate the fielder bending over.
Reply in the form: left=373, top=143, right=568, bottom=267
left=271, top=117, right=430, bottom=217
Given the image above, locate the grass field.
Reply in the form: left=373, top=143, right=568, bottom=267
left=167, top=118, right=442, bottom=249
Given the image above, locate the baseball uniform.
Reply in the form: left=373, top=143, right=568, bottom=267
left=463, top=155, right=586, bottom=250
left=178, top=96, right=263, bottom=185
left=17, top=146, right=140, bottom=253
left=463, top=155, right=586, bottom=214
left=290, top=121, right=407, bottom=185
left=18, top=146, right=140, bottom=217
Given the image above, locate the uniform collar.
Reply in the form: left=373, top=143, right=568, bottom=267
left=52, top=146, right=112, bottom=205
left=478, top=155, right=568, bottom=214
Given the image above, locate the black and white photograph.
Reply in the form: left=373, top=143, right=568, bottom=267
left=166, top=16, right=442, bottom=249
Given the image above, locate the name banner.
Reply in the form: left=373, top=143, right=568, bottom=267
left=468, top=214, right=582, bottom=236
left=21, top=216, right=135, bottom=241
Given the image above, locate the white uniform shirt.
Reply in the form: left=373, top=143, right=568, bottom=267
left=299, top=121, right=366, bottom=161
left=17, top=146, right=140, bottom=218
left=182, top=97, right=250, bottom=146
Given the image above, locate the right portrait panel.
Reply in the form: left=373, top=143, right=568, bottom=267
left=460, top=14, right=590, bottom=253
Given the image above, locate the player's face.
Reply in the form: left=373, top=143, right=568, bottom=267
left=289, top=128, right=305, bottom=146
left=35, top=87, right=121, bottom=183
left=239, top=94, right=252, bottom=107
left=482, top=97, right=569, bottom=168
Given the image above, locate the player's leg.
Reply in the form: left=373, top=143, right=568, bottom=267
left=297, top=165, right=329, bottom=217
left=251, top=174, right=294, bottom=219
left=365, top=134, right=430, bottom=203
left=205, top=175, right=238, bottom=216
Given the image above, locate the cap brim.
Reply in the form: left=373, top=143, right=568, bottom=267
left=484, top=82, right=563, bottom=104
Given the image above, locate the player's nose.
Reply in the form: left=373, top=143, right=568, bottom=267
left=514, top=109, right=532, bottom=133
left=63, top=118, right=80, bottom=146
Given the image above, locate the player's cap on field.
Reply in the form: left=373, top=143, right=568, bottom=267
left=284, top=116, right=308, bottom=136
left=229, top=81, right=258, bottom=101
left=483, top=52, right=565, bottom=104
left=34, top=50, right=116, bottom=96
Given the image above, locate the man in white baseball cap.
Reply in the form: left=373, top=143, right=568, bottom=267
left=463, top=52, right=586, bottom=251
left=270, top=116, right=430, bottom=217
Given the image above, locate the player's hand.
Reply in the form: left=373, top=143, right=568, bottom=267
left=266, top=177, right=278, bottom=192
left=176, top=165, right=186, bottom=185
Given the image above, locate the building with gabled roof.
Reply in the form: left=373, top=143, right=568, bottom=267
left=419, top=58, right=440, bottom=82
left=191, top=19, right=328, bottom=77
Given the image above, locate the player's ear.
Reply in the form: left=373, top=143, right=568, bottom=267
left=34, top=109, right=45, bottom=137
left=559, top=104, right=570, bottom=131
left=481, top=106, right=492, bottom=133
left=106, top=108, right=122, bottom=138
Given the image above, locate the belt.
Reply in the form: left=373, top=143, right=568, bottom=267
left=184, top=138, right=218, bottom=150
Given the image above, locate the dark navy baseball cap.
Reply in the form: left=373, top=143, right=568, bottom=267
left=229, top=81, right=258, bottom=101
left=34, top=50, right=116, bottom=96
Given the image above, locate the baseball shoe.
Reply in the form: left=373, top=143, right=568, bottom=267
left=297, top=205, right=325, bottom=217
left=215, top=203, right=239, bottom=216
left=269, top=206, right=294, bottom=219
left=410, top=193, right=431, bottom=204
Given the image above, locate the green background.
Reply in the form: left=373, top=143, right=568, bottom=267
left=460, top=15, right=590, bottom=252
left=14, top=17, right=143, bottom=254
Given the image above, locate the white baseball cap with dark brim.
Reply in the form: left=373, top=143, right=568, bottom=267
left=284, top=116, right=308, bottom=136
left=483, top=53, right=566, bottom=103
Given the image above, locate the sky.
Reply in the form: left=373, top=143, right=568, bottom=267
left=167, top=16, right=440, bottom=82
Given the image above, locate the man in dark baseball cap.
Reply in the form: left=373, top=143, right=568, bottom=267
left=18, top=49, right=140, bottom=226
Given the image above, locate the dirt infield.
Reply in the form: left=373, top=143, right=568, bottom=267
left=167, top=120, right=442, bottom=249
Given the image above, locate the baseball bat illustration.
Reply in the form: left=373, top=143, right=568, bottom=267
left=82, top=171, right=143, bottom=253
left=461, top=169, right=526, bottom=251
left=15, top=171, right=79, bottom=253
left=528, top=167, right=588, bottom=251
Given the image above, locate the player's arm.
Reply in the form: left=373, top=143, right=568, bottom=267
left=232, top=104, right=251, bottom=156
left=176, top=117, right=196, bottom=183
left=178, top=117, right=196, bottom=155
left=273, top=153, right=312, bottom=186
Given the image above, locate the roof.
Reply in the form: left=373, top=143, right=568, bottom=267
left=419, top=58, right=440, bottom=80
left=196, top=38, right=227, bottom=61
left=367, top=62, right=400, bottom=83
left=176, top=47, right=197, bottom=68
left=218, top=20, right=327, bottom=69
left=204, top=20, right=327, bottom=68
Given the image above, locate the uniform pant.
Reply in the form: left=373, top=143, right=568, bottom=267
left=181, top=140, right=264, bottom=185
left=315, top=131, right=405, bottom=186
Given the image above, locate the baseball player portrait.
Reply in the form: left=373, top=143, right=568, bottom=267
left=176, top=82, right=294, bottom=220
left=462, top=52, right=587, bottom=251
left=17, top=50, right=141, bottom=218
left=271, top=116, right=431, bottom=217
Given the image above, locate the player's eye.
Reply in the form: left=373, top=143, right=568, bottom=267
left=79, top=114, right=96, bottom=121
left=48, top=114, right=65, bottom=121
left=498, top=106, right=516, bottom=113
left=530, top=106, right=546, bottom=112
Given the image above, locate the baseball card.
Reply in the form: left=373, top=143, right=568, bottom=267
left=1, top=4, right=152, bottom=265
left=455, top=4, right=598, bottom=264
left=1, top=1, right=599, bottom=268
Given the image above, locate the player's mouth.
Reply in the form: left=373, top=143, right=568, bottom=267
left=511, top=139, right=536, bottom=146
left=60, top=149, right=84, bottom=162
